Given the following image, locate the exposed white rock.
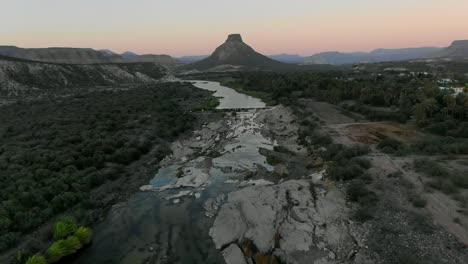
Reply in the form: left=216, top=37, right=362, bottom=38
left=209, top=179, right=352, bottom=264
left=165, top=190, right=192, bottom=200
left=173, top=169, right=209, bottom=188
left=204, top=194, right=226, bottom=218
left=222, top=244, right=248, bottom=264
left=309, top=169, right=326, bottom=184
left=210, top=180, right=312, bottom=252
left=225, top=179, right=239, bottom=184
left=238, top=179, right=274, bottom=187
left=158, top=167, right=209, bottom=190
left=139, top=185, right=155, bottom=191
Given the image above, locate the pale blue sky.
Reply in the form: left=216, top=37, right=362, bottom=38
left=2, top=0, right=468, bottom=56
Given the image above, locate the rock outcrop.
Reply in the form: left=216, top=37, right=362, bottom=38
left=0, top=56, right=167, bottom=97
left=209, top=180, right=356, bottom=264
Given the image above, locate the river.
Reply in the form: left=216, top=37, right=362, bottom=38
left=72, top=81, right=274, bottom=264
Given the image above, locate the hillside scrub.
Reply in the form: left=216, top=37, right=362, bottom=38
left=415, top=158, right=468, bottom=194
left=377, top=137, right=404, bottom=153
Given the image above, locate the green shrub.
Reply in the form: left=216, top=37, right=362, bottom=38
left=427, top=179, right=458, bottom=194
left=53, top=219, right=77, bottom=241
left=450, top=174, right=468, bottom=189
left=409, top=137, right=468, bottom=155
left=46, top=236, right=83, bottom=262
left=328, top=163, right=363, bottom=181
left=347, top=180, right=369, bottom=202
left=410, top=195, right=427, bottom=208
left=47, top=240, right=67, bottom=262
left=266, top=155, right=281, bottom=166
left=63, top=236, right=82, bottom=255
left=25, top=255, right=46, bottom=264
left=193, top=98, right=219, bottom=111
left=343, top=144, right=370, bottom=158
left=15, top=250, right=30, bottom=264
left=273, top=146, right=295, bottom=155
left=176, top=168, right=184, bottom=178
left=414, top=158, right=448, bottom=177
left=309, top=131, right=332, bottom=146
left=377, top=137, right=403, bottom=151
left=353, top=206, right=375, bottom=222
left=352, top=157, right=372, bottom=169
left=387, top=170, right=403, bottom=178
left=75, top=226, right=93, bottom=245
left=381, top=146, right=396, bottom=154
left=325, top=144, right=369, bottom=162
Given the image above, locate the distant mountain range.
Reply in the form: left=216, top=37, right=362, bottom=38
left=0, top=46, right=178, bottom=65
left=178, top=40, right=468, bottom=66
left=267, top=54, right=306, bottom=64
left=303, top=40, right=468, bottom=65
left=2, top=39, right=467, bottom=67
left=303, top=47, right=443, bottom=65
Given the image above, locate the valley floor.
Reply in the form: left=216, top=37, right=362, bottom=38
left=2, top=80, right=467, bottom=264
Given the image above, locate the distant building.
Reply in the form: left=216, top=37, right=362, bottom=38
left=439, top=86, right=465, bottom=95
left=410, top=71, right=429, bottom=76
left=383, top=67, right=408, bottom=73
left=438, top=78, right=454, bottom=85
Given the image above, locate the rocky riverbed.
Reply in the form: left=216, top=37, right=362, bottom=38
left=71, top=81, right=414, bottom=264
left=138, top=101, right=361, bottom=264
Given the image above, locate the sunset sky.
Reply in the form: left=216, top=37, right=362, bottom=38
left=2, top=0, right=468, bottom=56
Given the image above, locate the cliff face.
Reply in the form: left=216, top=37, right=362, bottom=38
left=0, top=56, right=167, bottom=98
left=185, top=34, right=289, bottom=70
left=435, top=40, right=468, bottom=58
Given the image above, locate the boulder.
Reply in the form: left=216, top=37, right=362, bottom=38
left=222, top=244, right=248, bottom=264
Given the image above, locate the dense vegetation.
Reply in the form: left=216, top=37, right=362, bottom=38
left=0, top=82, right=216, bottom=252
left=225, top=71, right=466, bottom=127
left=220, top=69, right=468, bottom=153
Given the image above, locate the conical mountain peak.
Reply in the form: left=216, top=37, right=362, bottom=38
left=226, top=34, right=243, bottom=42
left=185, top=34, right=288, bottom=70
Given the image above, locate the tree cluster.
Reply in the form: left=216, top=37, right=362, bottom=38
left=0, top=82, right=214, bottom=252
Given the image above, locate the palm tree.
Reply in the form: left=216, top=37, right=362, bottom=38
left=423, top=98, right=439, bottom=117
left=443, top=95, right=456, bottom=117
left=415, top=102, right=429, bottom=125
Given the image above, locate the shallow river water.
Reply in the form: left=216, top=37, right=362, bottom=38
left=73, top=81, right=274, bottom=264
